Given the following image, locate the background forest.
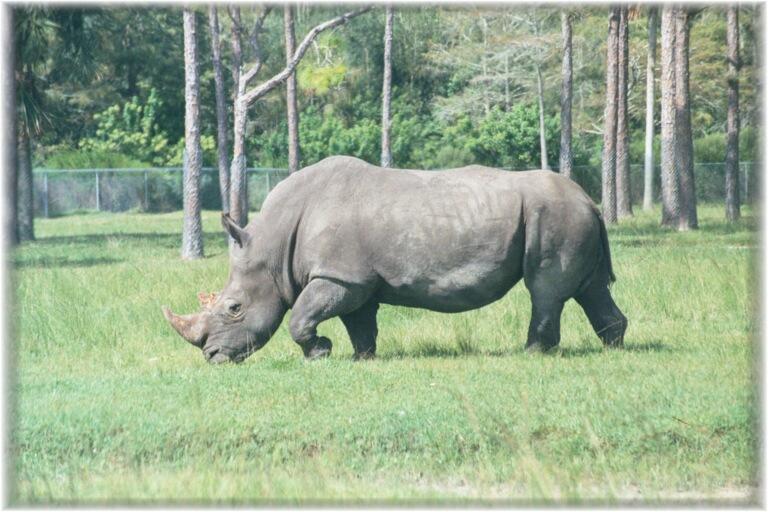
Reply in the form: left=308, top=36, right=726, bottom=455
left=20, top=5, right=761, bottom=175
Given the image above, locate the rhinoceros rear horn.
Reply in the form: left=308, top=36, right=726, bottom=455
left=221, top=213, right=251, bottom=248
left=162, top=306, right=209, bottom=347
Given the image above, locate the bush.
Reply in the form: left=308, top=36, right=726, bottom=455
left=78, top=88, right=179, bottom=167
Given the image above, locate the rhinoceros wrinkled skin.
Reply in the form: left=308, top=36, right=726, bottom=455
left=163, top=155, right=627, bottom=363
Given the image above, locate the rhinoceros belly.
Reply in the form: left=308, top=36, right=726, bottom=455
left=369, top=177, right=525, bottom=313
left=375, top=258, right=523, bottom=313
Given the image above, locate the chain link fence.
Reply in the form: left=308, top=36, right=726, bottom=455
left=563, top=161, right=757, bottom=206
left=31, top=162, right=756, bottom=218
left=32, top=167, right=289, bottom=217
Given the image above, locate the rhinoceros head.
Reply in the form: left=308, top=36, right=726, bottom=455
left=162, top=213, right=287, bottom=364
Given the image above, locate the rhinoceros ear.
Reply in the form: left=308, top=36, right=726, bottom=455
left=222, top=212, right=251, bottom=248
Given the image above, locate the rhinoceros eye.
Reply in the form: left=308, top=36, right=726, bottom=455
left=228, top=303, right=241, bottom=315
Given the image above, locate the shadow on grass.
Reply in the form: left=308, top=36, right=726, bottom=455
left=379, top=343, right=518, bottom=360
left=608, top=214, right=756, bottom=248
left=13, top=256, right=123, bottom=269
left=379, top=340, right=672, bottom=360
left=558, top=340, right=673, bottom=357
left=24, top=232, right=229, bottom=257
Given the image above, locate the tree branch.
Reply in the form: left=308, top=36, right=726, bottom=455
left=241, top=6, right=372, bottom=107
left=248, top=6, right=272, bottom=54
left=240, top=7, right=272, bottom=87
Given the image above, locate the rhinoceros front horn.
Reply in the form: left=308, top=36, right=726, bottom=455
left=162, top=306, right=209, bottom=347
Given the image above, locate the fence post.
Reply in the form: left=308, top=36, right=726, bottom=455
left=95, top=171, right=100, bottom=211
left=43, top=172, right=49, bottom=218
left=144, top=170, right=149, bottom=211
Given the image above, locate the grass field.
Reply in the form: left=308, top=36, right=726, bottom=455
left=9, top=204, right=758, bottom=505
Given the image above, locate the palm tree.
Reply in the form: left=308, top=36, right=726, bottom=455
left=601, top=7, right=620, bottom=224
left=181, top=8, right=204, bottom=259
left=616, top=6, right=632, bottom=218
left=660, top=6, right=697, bottom=230
left=558, top=11, right=573, bottom=178
left=14, top=8, right=96, bottom=243
left=381, top=6, right=394, bottom=168
left=659, top=6, right=680, bottom=227
left=674, top=7, right=697, bottom=229
left=284, top=4, right=301, bottom=173
left=725, top=6, right=740, bottom=222
left=643, top=7, right=658, bottom=211
left=15, top=9, right=52, bottom=242
left=208, top=6, right=230, bottom=212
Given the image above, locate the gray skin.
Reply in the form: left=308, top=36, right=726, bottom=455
left=163, top=155, right=627, bottom=363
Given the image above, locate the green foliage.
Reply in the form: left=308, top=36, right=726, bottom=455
left=164, top=134, right=219, bottom=168
left=11, top=206, right=757, bottom=502
left=257, top=104, right=380, bottom=167
left=299, top=63, right=348, bottom=96
left=693, top=126, right=758, bottom=163
left=78, top=89, right=176, bottom=166
left=468, top=104, right=560, bottom=169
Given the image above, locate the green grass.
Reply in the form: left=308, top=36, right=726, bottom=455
left=10, top=204, right=758, bottom=505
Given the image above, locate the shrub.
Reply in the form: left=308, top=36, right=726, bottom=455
left=78, top=88, right=178, bottom=166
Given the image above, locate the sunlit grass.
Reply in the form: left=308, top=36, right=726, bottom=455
left=10, top=204, right=758, bottom=504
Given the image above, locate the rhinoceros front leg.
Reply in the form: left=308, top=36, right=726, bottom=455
left=289, top=278, right=370, bottom=360
left=340, top=301, right=379, bottom=360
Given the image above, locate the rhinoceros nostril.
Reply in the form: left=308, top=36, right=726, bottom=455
left=203, top=345, right=220, bottom=361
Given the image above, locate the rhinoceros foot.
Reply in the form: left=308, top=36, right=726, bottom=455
left=353, top=351, right=376, bottom=361
left=303, top=336, right=333, bottom=360
left=525, top=341, right=560, bottom=355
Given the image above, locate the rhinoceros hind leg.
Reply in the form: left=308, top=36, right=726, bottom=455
left=525, top=296, right=565, bottom=353
left=340, top=300, right=379, bottom=360
left=574, top=281, right=627, bottom=348
left=289, top=278, right=371, bottom=359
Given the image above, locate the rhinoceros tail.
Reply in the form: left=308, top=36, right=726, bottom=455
left=597, top=211, right=616, bottom=284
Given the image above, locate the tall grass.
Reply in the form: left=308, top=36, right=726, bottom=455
left=10, top=205, right=757, bottom=504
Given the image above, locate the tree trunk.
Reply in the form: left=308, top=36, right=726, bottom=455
left=208, top=6, right=230, bottom=212
left=229, top=97, right=248, bottom=228
left=182, top=9, right=204, bottom=259
left=536, top=63, right=548, bottom=170
left=381, top=6, right=394, bottom=168
left=643, top=7, right=657, bottom=211
left=601, top=7, right=620, bottom=224
left=6, top=5, right=18, bottom=246
left=284, top=4, right=301, bottom=173
left=228, top=6, right=247, bottom=227
left=17, top=123, right=34, bottom=242
left=559, top=11, right=573, bottom=178
left=504, top=53, right=510, bottom=111
left=725, top=6, right=740, bottom=221
left=659, top=6, right=680, bottom=227
left=480, top=17, right=489, bottom=116
left=0, top=6, right=21, bottom=246
left=674, top=7, right=697, bottom=230
left=616, top=6, right=632, bottom=218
